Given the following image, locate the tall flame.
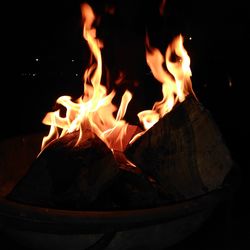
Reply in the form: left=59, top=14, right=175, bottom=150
left=137, top=34, right=195, bottom=131
left=41, top=3, right=195, bottom=157
left=41, top=3, right=132, bottom=153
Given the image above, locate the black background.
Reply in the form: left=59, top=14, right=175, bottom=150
left=1, top=0, right=249, bottom=249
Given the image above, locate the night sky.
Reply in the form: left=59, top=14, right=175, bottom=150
left=1, top=0, right=249, bottom=248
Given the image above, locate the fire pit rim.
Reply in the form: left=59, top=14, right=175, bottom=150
left=0, top=179, right=236, bottom=234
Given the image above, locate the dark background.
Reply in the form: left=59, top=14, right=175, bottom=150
left=1, top=0, right=249, bottom=249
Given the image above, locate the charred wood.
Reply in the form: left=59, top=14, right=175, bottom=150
left=7, top=130, right=120, bottom=209
left=126, top=95, right=233, bottom=201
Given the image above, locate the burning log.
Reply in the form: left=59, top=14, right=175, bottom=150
left=7, top=96, right=233, bottom=209
left=7, top=130, right=119, bottom=209
left=7, top=130, right=159, bottom=210
left=125, top=95, right=233, bottom=201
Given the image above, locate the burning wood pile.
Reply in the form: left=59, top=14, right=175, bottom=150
left=7, top=3, right=233, bottom=210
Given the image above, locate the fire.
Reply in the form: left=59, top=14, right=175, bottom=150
left=41, top=3, right=195, bottom=157
left=137, top=34, right=195, bottom=131
left=41, top=3, right=132, bottom=153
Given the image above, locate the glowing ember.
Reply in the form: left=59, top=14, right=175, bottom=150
left=41, top=3, right=195, bottom=157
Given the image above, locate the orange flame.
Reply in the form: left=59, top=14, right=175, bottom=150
left=41, top=3, right=196, bottom=159
left=136, top=34, right=196, bottom=131
left=41, top=3, right=133, bottom=154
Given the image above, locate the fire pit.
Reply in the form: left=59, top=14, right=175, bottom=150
left=0, top=3, right=240, bottom=249
left=0, top=131, right=239, bottom=250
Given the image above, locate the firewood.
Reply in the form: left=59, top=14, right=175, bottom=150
left=125, top=95, right=233, bottom=201
left=88, top=169, right=160, bottom=210
left=7, top=95, right=232, bottom=209
left=7, top=130, right=120, bottom=209
left=7, top=128, right=161, bottom=210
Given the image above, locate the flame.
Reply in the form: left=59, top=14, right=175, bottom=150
left=137, top=34, right=195, bottom=131
left=41, top=3, right=195, bottom=160
left=41, top=3, right=133, bottom=154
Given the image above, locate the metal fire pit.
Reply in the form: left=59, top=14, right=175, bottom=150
left=0, top=133, right=239, bottom=250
